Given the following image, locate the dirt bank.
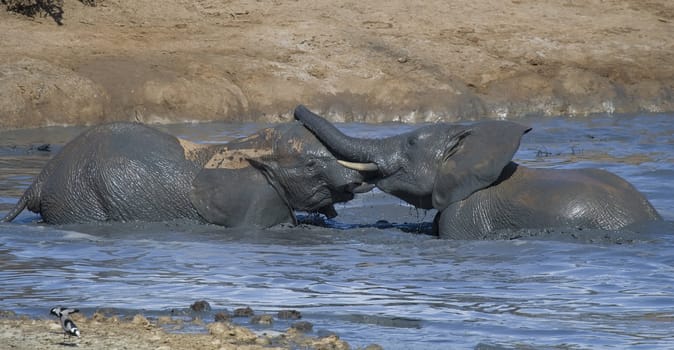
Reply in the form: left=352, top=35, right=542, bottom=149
left=1, top=0, right=672, bottom=129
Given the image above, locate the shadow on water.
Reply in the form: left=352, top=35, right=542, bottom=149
left=1, top=113, right=674, bottom=349
left=298, top=213, right=435, bottom=235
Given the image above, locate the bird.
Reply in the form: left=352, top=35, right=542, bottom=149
left=50, top=307, right=81, bottom=341
left=50, top=307, right=79, bottom=318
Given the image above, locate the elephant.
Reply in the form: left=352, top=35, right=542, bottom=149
left=1, top=121, right=373, bottom=227
left=293, top=105, right=662, bottom=239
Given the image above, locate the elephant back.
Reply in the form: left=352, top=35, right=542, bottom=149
left=202, top=122, right=324, bottom=170
left=37, top=122, right=202, bottom=223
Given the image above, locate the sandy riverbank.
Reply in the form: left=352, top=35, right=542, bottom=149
left=1, top=0, right=672, bottom=130
left=0, top=308, right=376, bottom=350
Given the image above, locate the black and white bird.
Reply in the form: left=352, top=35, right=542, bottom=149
left=50, top=307, right=81, bottom=341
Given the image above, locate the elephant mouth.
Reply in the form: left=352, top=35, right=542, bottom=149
left=305, top=182, right=374, bottom=219
left=330, top=182, right=374, bottom=203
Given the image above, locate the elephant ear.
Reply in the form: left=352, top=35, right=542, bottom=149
left=432, top=121, right=531, bottom=210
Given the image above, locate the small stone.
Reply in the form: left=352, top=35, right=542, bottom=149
left=311, top=334, right=349, bottom=350
left=0, top=310, right=17, bottom=318
left=214, top=311, right=231, bottom=323
left=277, top=310, right=302, bottom=320
left=131, top=314, right=150, bottom=327
left=208, top=322, right=227, bottom=336
left=190, top=300, right=211, bottom=312
left=250, top=314, right=274, bottom=325
left=233, top=306, right=254, bottom=317
left=290, top=321, right=313, bottom=332
left=36, top=144, right=51, bottom=152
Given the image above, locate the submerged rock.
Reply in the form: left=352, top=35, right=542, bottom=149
left=214, top=311, right=231, bottom=323
left=277, top=309, right=302, bottom=320
left=251, top=314, right=274, bottom=325
left=233, top=306, right=255, bottom=317
left=190, top=300, right=211, bottom=312
left=290, top=321, right=314, bottom=333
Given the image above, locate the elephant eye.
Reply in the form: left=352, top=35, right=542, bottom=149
left=407, top=136, right=417, bottom=146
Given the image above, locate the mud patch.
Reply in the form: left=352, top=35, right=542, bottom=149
left=1, top=0, right=672, bottom=129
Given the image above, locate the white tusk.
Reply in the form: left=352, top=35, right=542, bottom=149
left=337, top=160, right=379, bottom=172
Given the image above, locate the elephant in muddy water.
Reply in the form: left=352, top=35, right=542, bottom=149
left=1, top=121, right=372, bottom=227
left=293, top=105, right=662, bottom=239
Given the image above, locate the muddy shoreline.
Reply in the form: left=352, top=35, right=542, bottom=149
left=0, top=306, right=372, bottom=350
left=1, top=0, right=672, bottom=130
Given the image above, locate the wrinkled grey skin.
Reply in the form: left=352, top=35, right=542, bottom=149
left=293, top=105, right=661, bottom=239
left=1, top=121, right=371, bottom=227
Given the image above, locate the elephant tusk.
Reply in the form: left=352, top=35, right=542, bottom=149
left=337, top=160, right=379, bottom=172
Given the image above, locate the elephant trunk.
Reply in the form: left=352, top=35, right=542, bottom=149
left=293, top=105, right=386, bottom=166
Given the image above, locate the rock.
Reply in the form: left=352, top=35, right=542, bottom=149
left=190, top=300, right=211, bottom=312
left=307, top=334, right=350, bottom=350
left=233, top=306, right=254, bottom=317
left=277, top=309, right=302, bottom=320
left=207, top=322, right=258, bottom=344
left=214, top=311, right=231, bottom=323
left=250, top=314, right=274, bottom=325
left=0, top=310, right=16, bottom=318
left=290, top=321, right=314, bottom=332
left=131, top=314, right=151, bottom=328
left=1, top=312, right=357, bottom=349
left=207, top=321, right=228, bottom=336
left=35, top=144, right=51, bottom=152
left=363, top=345, right=384, bottom=350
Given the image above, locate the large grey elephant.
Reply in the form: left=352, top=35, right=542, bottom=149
left=293, top=105, right=661, bottom=239
left=1, top=121, right=372, bottom=227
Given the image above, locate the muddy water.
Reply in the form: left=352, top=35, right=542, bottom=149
left=1, top=114, right=673, bottom=349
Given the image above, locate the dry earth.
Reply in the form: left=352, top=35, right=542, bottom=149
left=0, top=0, right=672, bottom=130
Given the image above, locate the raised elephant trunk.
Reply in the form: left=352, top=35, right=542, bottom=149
left=293, top=105, right=385, bottom=166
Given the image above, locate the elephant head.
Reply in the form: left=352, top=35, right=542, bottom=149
left=292, top=105, right=531, bottom=211
left=189, top=121, right=374, bottom=226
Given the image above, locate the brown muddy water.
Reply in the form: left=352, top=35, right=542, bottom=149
left=1, top=113, right=673, bottom=349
